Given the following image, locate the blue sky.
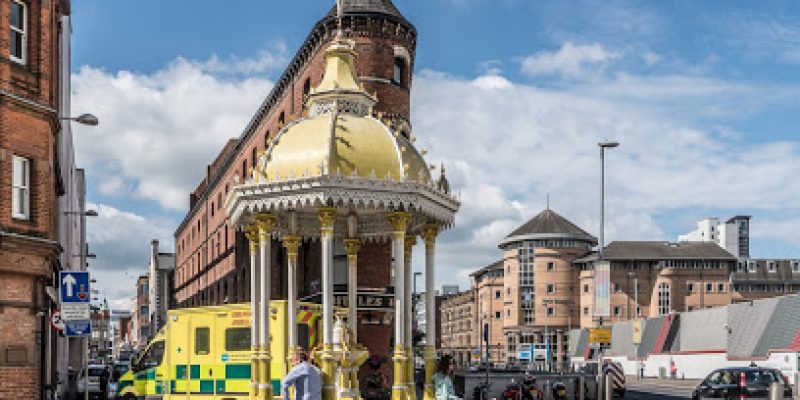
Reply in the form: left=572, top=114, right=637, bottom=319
left=69, top=1, right=800, bottom=308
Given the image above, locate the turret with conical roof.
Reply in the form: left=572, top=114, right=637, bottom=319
left=326, top=0, right=408, bottom=22
left=499, top=208, right=597, bottom=250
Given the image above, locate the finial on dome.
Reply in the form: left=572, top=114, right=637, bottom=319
left=437, top=162, right=450, bottom=194
left=335, top=0, right=346, bottom=40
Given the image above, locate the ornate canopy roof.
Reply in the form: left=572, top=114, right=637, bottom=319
left=225, top=32, right=458, bottom=239
left=261, top=38, right=430, bottom=184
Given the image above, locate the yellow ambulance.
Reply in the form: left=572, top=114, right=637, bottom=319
left=115, top=301, right=322, bottom=399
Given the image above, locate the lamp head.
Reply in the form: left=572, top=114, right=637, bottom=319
left=75, top=113, right=99, bottom=126
left=598, top=141, right=620, bottom=149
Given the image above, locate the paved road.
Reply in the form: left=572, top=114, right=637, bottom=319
left=624, top=378, right=699, bottom=399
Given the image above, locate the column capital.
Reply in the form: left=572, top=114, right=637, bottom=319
left=256, top=214, right=276, bottom=240
left=245, top=225, right=260, bottom=250
left=404, top=235, right=417, bottom=257
left=387, top=211, right=412, bottom=233
left=282, top=235, right=302, bottom=257
left=343, top=239, right=361, bottom=257
left=317, top=206, right=337, bottom=234
left=420, top=223, right=439, bottom=247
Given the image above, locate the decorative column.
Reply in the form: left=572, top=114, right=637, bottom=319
left=282, top=235, right=302, bottom=363
left=318, top=206, right=338, bottom=400
left=420, top=223, right=439, bottom=400
left=343, top=239, right=361, bottom=341
left=388, top=211, right=412, bottom=400
left=256, top=214, right=276, bottom=400
left=245, top=225, right=261, bottom=400
left=404, top=234, right=417, bottom=400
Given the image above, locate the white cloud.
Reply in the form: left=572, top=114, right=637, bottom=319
left=86, top=203, right=175, bottom=272
left=72, top=55, right=277, bottom=211
left=520, top=42, right=620, bottom=79
left=472, top=74, right=512, bottom=90
left=75, top=46, right=800, bottom=302
left=193, top=44, right=288, bottom=75
left=410, top=68, right=800, bottom=290
left=85, top=203, right=177, bottom=311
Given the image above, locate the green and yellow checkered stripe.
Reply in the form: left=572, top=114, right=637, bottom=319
left=169, top=363, right=253, bottom=395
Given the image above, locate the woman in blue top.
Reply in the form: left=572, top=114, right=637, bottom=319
left=432, top=355, right=462, bottom=400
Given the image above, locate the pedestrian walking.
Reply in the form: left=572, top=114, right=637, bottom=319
left=432, top=355, right=461, bottom=400
left=281, top=349, right=322, bottom=400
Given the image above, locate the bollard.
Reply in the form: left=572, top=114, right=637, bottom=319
left=604, top=374, right=613, bottom=400
left=795, top=372, right=800, bottom=399
left=768, top=382, right=783, bottom=400
left=578, top=376, right=585, bottom=400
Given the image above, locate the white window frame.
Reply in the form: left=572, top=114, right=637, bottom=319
left=767, top=261, right=776, bottom=273
left=12, top=155, right=31, bottom=220
left=658, top=282, right=671, bottom=315
left=613, top=306, right=622, bottom=317
left=792, top=261, right=800, bottom=273
left=10, top=0, right=27, bottom=64
left=748, top=261, right=757, bottom=273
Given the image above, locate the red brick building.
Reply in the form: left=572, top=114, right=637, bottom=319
left=174, top=0, right=416, bottom=359
left=0, top=0, right=71, bottom=398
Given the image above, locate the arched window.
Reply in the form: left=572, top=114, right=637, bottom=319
left=278, top=111, right=285, bottom=126
left=658, top=282, right=671, bottom=315
left=393, top=57, right=406, bottom=86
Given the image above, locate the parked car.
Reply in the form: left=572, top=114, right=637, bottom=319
left=111, top=362, right=129, bottom=382
left=692, top=367, right=792, bottom=399
left=76, top=364, right=107, bottom=400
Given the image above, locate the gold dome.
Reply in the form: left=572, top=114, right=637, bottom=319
left=263, top=113, right=430, bottom=182
left=258, top=32, right=431, bottom=184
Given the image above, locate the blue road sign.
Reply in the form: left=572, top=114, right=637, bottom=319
left=60, top=271, right=90, bottom=303
left=65, top=320, right=92, bottom=337
left=518, top=351, right=531, bottom=360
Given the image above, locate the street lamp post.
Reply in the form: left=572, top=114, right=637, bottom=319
left=58, top=112, right=98, bottom=400
left=598, top=141, right=619, bottom=262
left=595, top=140, right=618, bottom=386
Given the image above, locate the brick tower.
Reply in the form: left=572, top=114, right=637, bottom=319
left=174, top=0, right=419, bottom=380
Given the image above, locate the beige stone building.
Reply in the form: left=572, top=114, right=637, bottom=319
left=575, top=241, right=737, bottom=328
left=439, top=290, right=476, bottom=366
left=437, top=208, right=797, bottom=369
left=472, top=261, right=506, bottom=365
left=498, top=209, right=597, bottom=368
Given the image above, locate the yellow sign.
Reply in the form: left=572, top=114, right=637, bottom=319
left=589, top=327, right=612, bottom=344
left=632, top=319, right=643, bottom=344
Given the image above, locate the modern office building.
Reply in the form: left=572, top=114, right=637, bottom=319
left=678, top=216, right=751, bottom=259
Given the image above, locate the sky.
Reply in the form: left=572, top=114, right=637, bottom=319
left=68, top=0, right=800, bottom=310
